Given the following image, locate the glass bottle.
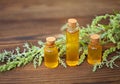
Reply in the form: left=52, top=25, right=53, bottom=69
left=66, top=18, right=79, bottom=66
left=44, top=37, right=58, bottom=68
left=87, top=34, right=102, bottom=65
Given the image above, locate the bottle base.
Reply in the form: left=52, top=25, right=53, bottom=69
left=66, top=61, right=78, bottom=66
left=45, top=62, right=58, bottom=68
left=87, top=59, right=101, bottom=65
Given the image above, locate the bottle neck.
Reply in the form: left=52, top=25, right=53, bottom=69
left=67, top=24, right=79, bottom=33
left=89, top=34, right=101, bottom=46
left=90, top=40, right=100, bottom=46
left=45, top=43, right=55, bottom=48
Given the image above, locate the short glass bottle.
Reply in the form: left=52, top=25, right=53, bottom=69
left=87, top=34, right=102, bottom=65
left=44, top=37, right=58, bottom=68
left=66, top=18, right=79, bottom=66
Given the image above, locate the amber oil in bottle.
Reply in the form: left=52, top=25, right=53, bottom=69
left=44, top=37, right=58, bottom=68
left=87, top=34, right=102, bottom=65
left=66, top=18, right=79, bottom=66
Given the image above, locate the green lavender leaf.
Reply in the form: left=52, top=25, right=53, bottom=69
left=58, top=57, right=67, bottom=68
left=78, top=49, right=88, bottom=65
left=38, top=56, right=43, bottom=66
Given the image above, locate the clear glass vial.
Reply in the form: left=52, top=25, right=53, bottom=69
left=44, top=37, right=58, bottom=68
left=66, top=18, right=79, bottom=66
left=87, top=34, right=102, bottom=65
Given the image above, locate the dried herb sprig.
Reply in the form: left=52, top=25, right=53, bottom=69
left=0, top=42, right=45, bottom=72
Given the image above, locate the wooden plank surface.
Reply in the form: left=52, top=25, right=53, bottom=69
left=0, top=0, right=120, bottom=84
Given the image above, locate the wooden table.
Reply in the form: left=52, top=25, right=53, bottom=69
left=0, top=0, right=120, bottom=84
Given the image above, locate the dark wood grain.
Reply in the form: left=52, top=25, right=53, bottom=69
left=0, top=0, right=120, bottom=84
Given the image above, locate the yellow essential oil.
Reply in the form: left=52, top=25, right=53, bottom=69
left=87, top=34, right=102, bottom=65
left=66, top=18, right=79, bottom=66
left=44, top=37, right=58, bottom=68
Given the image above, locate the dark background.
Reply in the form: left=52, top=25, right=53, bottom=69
left=0, top=0, right=120, bottom=44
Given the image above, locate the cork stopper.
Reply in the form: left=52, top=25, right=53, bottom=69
left=90, top=34, right=100, bottom=43
left=68, top=18, right=77, bottom=28
left=46, top=37, right=56, bottom=46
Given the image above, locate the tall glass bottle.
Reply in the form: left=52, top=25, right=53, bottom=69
left=66, top=18, right=79, bottom=66
left=44, top=37, right=58, bottom=68
left=87, top=34, right=102, bottom=65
